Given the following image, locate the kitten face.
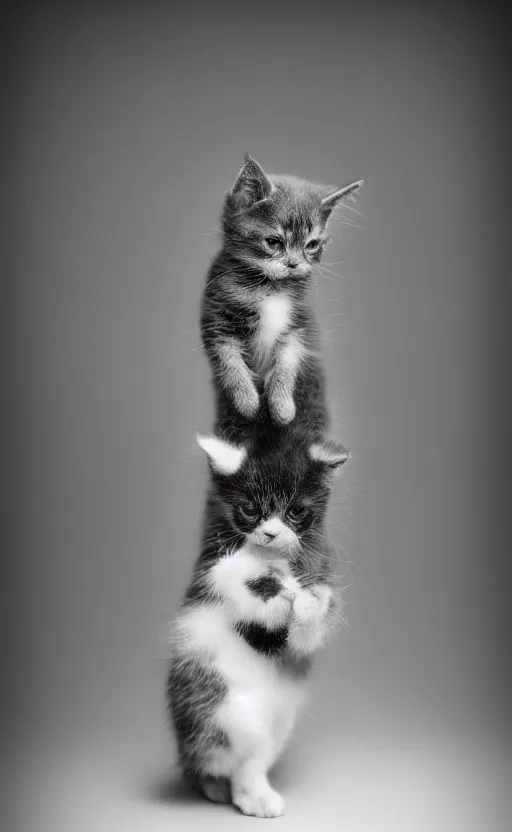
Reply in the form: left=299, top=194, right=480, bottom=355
left=222, top=155, right=362, bottom=282
left=197, top=433, right=348, bottom=556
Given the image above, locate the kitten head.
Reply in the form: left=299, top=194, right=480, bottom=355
left=197, top=432, right=349, bottom=556
left=222, top=154, right=362, bottom=281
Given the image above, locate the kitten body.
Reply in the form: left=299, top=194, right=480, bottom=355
left=169, top=550, right=335, bottom=817
left=202, top=249, right=327, bottom=444
left=167, top=432, right=347, bottom=817
left=201, top=156, right=362, bottom=444
left=169, top=157, right=362, bottom=816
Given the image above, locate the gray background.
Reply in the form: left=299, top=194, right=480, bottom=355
left=6, top=2, right=511, bottom=830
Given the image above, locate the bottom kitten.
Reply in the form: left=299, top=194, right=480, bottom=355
left=168, top=547, right=337, bottom=818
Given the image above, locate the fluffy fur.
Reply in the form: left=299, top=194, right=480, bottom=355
left=200, top=155, right=362, bottom=444
left=167, top=431, right=347, bottom=817
left=168, top=156, right=360, bottom=817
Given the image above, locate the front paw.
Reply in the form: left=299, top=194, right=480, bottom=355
left=266, top=590, right=295, bottom=628
left=233, top=383, right=260, bottom=418
left=265, top=375, right=296, bottom=425
left=293, top=584, right=331, bottom=625
left=288, top=584, right=333, bottom=655
left=265, top=574, right=299, bottom=627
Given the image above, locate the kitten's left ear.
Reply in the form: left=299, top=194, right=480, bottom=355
left=321, top=179, right=363, bottom=219
left=309, top=439, right=350, bottom=471
left=196, top=433, right=246, bottom=476
left=231, top=154, right=274, bottom=205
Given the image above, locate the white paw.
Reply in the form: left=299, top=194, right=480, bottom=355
left=279, top=572, right=301, bottom=599
left=266, top=590, right=294, bottom=628
left=265, top=372, right=296, bottom=425
left=310, top=583, right=332, bottom=617
left=288, top=584, right=333, bottom=654
left=233, top=786, right=285, bottom=818
left=269, top=390, right=296, bottom=425
left=234, top=384, right=260, bottom=418
left=293, top=592, right=318, bottom=624
left=293, top=584, right=331, bottom=624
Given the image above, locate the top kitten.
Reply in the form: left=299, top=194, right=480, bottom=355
left=201, top=155, right=362, bottom=444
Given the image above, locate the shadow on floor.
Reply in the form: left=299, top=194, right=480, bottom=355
left=144, top=771, right=203, bottom=807
left=141, top=739, right=304, bottom=814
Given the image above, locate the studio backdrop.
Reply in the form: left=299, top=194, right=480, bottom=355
left=6, top=2, right=510, bottom=831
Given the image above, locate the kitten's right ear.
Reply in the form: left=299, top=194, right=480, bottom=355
left=320, top=180, right=363, bottom=220
left=309, top=439, right=350, bottom=471
left=231, top=154, right=274, bottom=205
left=196, top=434, right=246, bottom=476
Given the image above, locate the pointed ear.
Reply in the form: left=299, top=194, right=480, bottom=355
left=321, top=179, right=363, bottom=220
left=196, top=434, right=246, bottom=476
left=309, top=439, right=350, bottom=471
left=231, top=154, right=274, bottom=205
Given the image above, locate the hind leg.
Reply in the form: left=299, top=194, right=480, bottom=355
left=221, top=712, right=286, bottom=818
left=232, top=759, right=285, bottom=818
left=202, top=734, right=286, bottom=817
left=198, top=774, right=231, bottom=804
left=230, top=701, right=303, bottom=818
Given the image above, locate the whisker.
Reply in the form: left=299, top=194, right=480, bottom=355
left=316, top=264, right=347, bottom=280
left=201, top=531, right=242, bottom=548
left=330, top=208, right=365, bottom=231
left=326, top=230, right=350, bottom=248
left=338, top=203, right=367, bottom=221
left=313, top=266, right=335, bottom=283
left=310, top=529, right=363, bottom=578
left=209, top=264, right=258, bottom=282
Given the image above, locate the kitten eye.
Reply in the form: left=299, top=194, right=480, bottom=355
left=305, top=239, right=320, bottom=252
left=287, top=505, right=310, bottom=522
left=237, top=502, right=260, bottom=521
left=265, top=236, right=283, bottom=250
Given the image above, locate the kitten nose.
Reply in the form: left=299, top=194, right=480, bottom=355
left=264, top=531, right=277, bottom=542
left=287, top=260, right=299, bottom=269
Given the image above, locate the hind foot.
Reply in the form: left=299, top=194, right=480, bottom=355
left=232, top=783, right=285, bottom=818
left=199, top=774, right=231, bottom=804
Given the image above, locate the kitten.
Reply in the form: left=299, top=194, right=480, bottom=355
left=167, top=430, right=348, bottom=818
left=201, top=155, right=362, bottom=444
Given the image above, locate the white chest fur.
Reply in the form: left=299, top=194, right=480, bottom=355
left=175, top=602, right=306, bottom=777
left=253, top=295, right=291, bottom=372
